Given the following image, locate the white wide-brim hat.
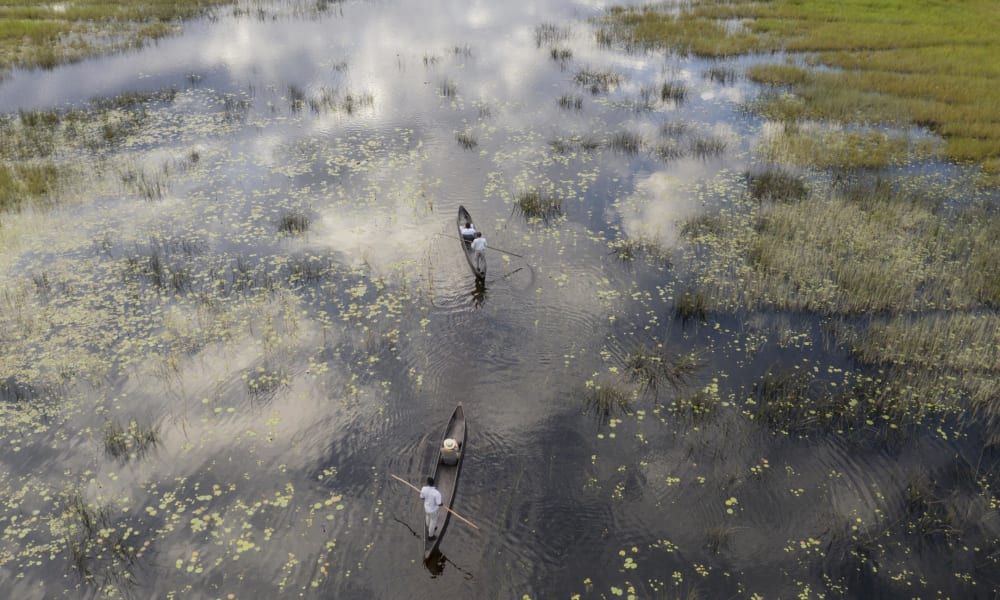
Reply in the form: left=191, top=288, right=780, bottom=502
left=443, top=438, right=457, bottom=449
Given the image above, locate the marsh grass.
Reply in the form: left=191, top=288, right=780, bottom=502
left=763, top=125, right=911, bottom=170
left=583, top=382, right=633, bottom=425
left=574, top=68, right=623, bottom=95
left=535, top=22, right=570, bottom=48
left=440, top=78, right=458, bottom=98
left=557, top=94, right=583, bottom=111
left=120, top=165, right=167, bottom=201
left=278, top=210, right=311, bottom=235
left=705, top=524, right=740, bottom=555
left=0, top=162, right=62, bottom=211
left=685, top=178, right=1000, bottom=316
left=103, top=418, right=160, bottom=460
left=660, top=81, right=688, bottom=104
left=456, top=130, right=478, bottom=150
left=288, top=84, right=306, bottom=112
left=624, top=346, right=700, bottom=395
left=549, top=135, right=600, bottom=155
left=246, top=367, right=289, bottom=402
left=607, top=235, right=673, bottom=267
left=64, top=492, right=139, bottom=592
left=288, top=254, right=333, bottom=283
left=513, top=187, right=562, bottom=223
left=746, top=168, right=808, bottom=203
left=688, top=135, right=727, bottom=160
left=654, top=140, right=685, bottom=162
left=705, top=65, right=737, bottom=85
left=550, top=47, right=573, bottom=66
left=675, top=287, right=707, bottom=321
left=598, top=0, right=1000, bottom=179
left=608, top=131, right=643, bottom=155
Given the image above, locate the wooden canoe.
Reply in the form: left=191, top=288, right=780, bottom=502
left=457, top=205, right=486, bottom=280
left=424, top=403, right=467, bottom=559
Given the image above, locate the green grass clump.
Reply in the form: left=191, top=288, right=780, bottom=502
left=0, top=162, right=61, bottom=211
left=513, top=187, right=562, bottom=223
left=583, top=382, right=633, bottom=425
left=624, top=346, right=700, bottom=395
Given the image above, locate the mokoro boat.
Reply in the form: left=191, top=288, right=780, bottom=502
left=424, top=403, right=467, bottom=559
left=457, top=205, right=486, bottom=280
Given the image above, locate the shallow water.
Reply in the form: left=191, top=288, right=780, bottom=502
left=1, top=0, right=998, bottom=598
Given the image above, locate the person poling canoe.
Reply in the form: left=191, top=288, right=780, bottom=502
left=457, top=206, right=486, bottom=280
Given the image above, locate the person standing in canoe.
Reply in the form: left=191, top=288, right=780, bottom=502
left=470, top=231, right=487, bottom=272
left=460, top=221, right=476, bottom=244
left=420, top=477, right=443, bottom=539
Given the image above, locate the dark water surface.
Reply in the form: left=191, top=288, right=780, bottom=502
left=1, top=0, right=997, bottom=598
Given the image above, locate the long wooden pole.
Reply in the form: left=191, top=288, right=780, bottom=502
left=436, top=233, right=524, bottom=258
left=390, top=474, right=481, bottom=530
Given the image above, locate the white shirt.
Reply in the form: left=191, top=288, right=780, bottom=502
left=420, top=485, right=442, bottom=513
left=471, top=237, right=487, bottom=252
left=460, top=226, right=476, bottom=237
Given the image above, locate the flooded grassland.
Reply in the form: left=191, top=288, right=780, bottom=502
left=2, top=0, right=1000, bottom=598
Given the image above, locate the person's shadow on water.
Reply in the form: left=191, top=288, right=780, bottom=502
left=470, top=280, right=487, bottom=308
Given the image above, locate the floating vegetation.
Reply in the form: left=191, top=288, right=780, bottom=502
left=456, top=130, right=478, bottom=150
left=103, top=418, right=160, bottom=460
left=512, top=187, right=562, bottom=223
left=245, top=367, right=289, bottom=401
left=574, top=68, right=623, bottom=94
